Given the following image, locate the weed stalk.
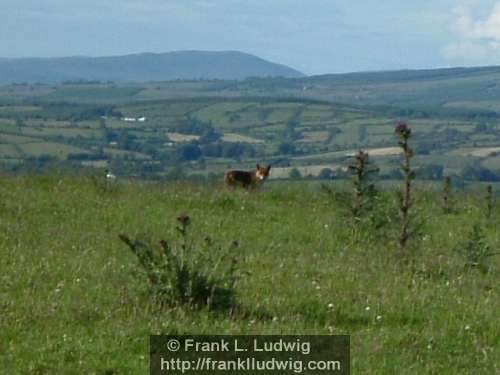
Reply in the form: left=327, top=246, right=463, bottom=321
left=396, top=122, right=415, bottom=252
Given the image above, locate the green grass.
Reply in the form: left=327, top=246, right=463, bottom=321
left=0, top=175, right=499, bottom=373
left=0, top=144, right=22, bottom=158
left=21, top=126, right=103, bottom=139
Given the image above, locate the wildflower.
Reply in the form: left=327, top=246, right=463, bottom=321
left=365, top=306, right=371, bottom=311
left=376, top=315, right=382, bottom=321
left=465, top=325, right=470, bottom=330
left=105, top=169, right=116, bottom=179
left=328, top=303, right=334, bottom=309
left=395, top=121, right=411, bottom=138
left=355, top=150, right=369, bottom=163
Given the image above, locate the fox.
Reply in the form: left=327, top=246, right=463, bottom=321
left=225, top=164, right=271, bottom=189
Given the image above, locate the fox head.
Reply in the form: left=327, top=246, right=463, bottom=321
left=255, top=164, right=271, bottom=181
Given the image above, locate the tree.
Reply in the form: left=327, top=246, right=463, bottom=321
left=318, top=168, right=334, bottom=180
left=177, top=142, right=202, bottom=161
left=418, top=164, right=444, bottom=180
left=289, top=168, right=302, bottom=179
left=278, top=142, right=296, bottom=155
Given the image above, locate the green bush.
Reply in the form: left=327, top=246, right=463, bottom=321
left=457, top=224, right=499, bottom=272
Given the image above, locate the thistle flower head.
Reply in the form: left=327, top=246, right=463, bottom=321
left=395, top=121, right=411, bottom=138
left=356, top=150, right=368, bottom=163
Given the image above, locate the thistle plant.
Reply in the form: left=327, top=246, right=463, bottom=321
left=118, top=214, right=242, bottom=310
left=486, top=185, right=493, bottom=218
left=395, top=122, right=415, bottom=252
left=442, top=176, right=452, bottom=214
left=457, top=224, right=499, bottom=273
left=348, top=150, right=379, bottom=225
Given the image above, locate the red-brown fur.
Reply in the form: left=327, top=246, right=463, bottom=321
left=225, top=164, right=271, bottom=189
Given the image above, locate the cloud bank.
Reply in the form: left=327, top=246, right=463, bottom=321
left=444, top=2, right=500, bottom=63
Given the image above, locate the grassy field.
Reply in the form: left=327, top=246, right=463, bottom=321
left=1, top=175, right=499, bottom=374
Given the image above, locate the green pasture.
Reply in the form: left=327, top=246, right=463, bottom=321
left=0, top=176, right=498, bottom=373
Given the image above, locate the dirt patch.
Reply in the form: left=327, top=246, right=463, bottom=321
left=460, top=147, right=500, bottom=157
left=297, top=131, right=330, bottom=143
left=166, top=132, right=200, bottom=142
left=346, top=147, right=402, bottom=157
left=222, top=133, right=264, bottom=143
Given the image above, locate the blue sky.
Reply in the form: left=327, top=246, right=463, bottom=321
left=2, top=0, right=500, bottom=75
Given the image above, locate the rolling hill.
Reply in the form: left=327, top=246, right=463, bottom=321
left=0, top=51, right=304, bottom=84
left=231, top=66, right=500, bottom=111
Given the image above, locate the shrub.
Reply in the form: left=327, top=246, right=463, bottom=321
left=348, top=150, right=379, bottom=225
left=318, top=168, right=334, bottom=180
left=289, top=167, right=302, bottom=179
left=118, top=214, right=242, bottom=310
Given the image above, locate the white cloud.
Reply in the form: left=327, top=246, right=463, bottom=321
left=443, top=2, right=500, bottom=62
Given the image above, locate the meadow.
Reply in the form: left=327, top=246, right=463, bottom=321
left=1, top=174, right=499, bottom=374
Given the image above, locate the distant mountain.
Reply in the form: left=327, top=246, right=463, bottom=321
left=0, top=51, right=304, bottom=84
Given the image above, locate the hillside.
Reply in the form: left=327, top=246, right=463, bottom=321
left=2, top=93, right=500, bottom=182
left=4, top=62, right=500, bottom=113
left=220, top=65, right=500, bottom=112
left=0, top=51, right=304, bottom=84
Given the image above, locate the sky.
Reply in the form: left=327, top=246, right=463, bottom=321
left=2, top=0, right=500, bottom=75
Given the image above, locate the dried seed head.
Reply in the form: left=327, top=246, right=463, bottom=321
left=176, top=214, right=191, bottom=227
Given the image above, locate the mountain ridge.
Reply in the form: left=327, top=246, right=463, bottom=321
left=0, top=50, right=305, bottom=84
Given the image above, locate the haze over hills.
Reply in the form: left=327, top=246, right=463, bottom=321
left=0, top=51, right=305, bottom=84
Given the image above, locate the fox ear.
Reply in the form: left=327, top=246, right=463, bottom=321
left=256, top=164, right=260, bottom=169
left=267, top=165, right=271, bottom=171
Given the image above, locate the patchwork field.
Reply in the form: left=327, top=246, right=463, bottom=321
left=0, top=84, right=500, bottom=183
